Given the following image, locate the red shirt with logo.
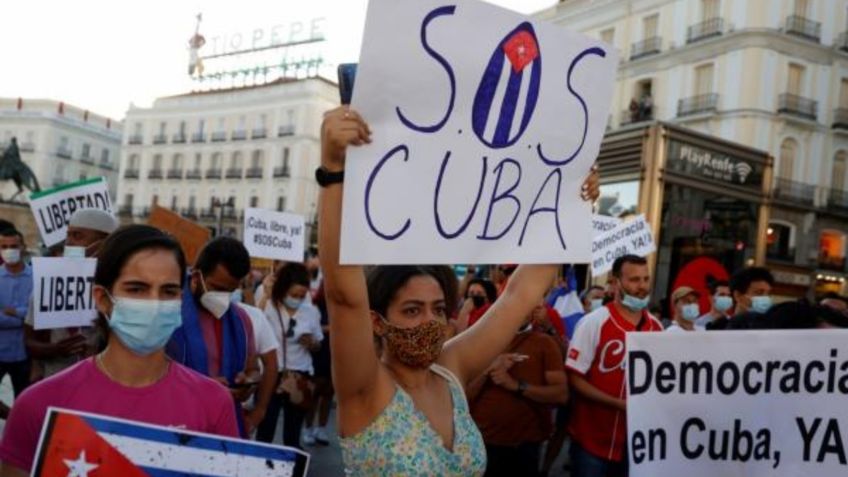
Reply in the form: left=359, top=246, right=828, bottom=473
left=565, top=303, right=663, bottom=462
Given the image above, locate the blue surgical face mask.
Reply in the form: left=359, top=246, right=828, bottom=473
left=105, top=292, right=183, bottom=356
left=750, top=295, right=772, bottom=314
left=622, top=292, right=650, bottom=311
left=714, top=295, right=733, bottom=313
left=284, top=296, right=304, bottom=310
left=681, top=303, right=700, bottom=322
left=590, top=299, right=604, bottom=311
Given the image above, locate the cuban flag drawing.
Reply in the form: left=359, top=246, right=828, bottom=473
left=547, top=266, right=585, bottom=340
left=32, top=408, right=309, bottom=477
left=472, top=22, right=542, bottom=149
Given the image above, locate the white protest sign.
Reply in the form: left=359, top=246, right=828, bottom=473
left=341, top=0, right=619, bottom=264
left=627, top=330, right=848, bottom=477
left=593, top=214, right=621, bottom=235
left=32, top=257, right=97, bottom=330
left=28, top=177, right=113, bottom=247
left=243, top=208, right=305, bottom=262
left=591, top=214, right=655, bottom=275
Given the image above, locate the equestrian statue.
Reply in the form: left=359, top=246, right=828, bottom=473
left=0, top=137, right=40, bottom=201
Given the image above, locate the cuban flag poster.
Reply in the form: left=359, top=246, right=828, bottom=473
left=31, top=408, right=309, bottom=477
left=341, top=0, right=619, bottom=265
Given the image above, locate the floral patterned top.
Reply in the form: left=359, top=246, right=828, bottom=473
left=340, top=364, right=486, bottom=476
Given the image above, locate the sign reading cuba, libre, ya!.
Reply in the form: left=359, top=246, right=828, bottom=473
left=341, top=0, right=619, bottom=264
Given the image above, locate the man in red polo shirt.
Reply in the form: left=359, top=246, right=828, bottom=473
left=565, top=255, right=663, bottom=477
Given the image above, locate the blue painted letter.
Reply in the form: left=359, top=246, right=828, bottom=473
left=518, top=167, right=566, bottom=249
left=434, top=152, right=488, bottom=239
left=365, top=145, right=412, bottom=240
left=477, top=158, right=522, bottom=240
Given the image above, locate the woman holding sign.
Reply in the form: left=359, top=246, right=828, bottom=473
left=318, top=107, right=599, bottom=476
left=0, top=226, right=238, bottom=476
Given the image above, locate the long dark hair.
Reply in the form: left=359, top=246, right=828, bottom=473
left=366, top=265, right=458, bottom=318
left=466, top=278, right=497, bottom=303
left=271, top=262, right=310, bottom=307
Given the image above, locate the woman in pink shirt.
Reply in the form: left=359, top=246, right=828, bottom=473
left=0, top=225, right=238, bottom=476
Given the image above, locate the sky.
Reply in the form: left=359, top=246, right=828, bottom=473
left=0, top=0, right=558, bottom=120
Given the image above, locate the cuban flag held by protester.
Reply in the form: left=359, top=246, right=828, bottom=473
left=32, top=408, right=309, bottom=477
left=548, top=266, right=584, bottom=340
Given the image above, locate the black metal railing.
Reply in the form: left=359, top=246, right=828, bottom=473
left=191, top=132, right=205, bottom=143
left=766, top=248, right=796, bottom=263
left=251, top=128, right=267, bottom=139
left=98, top=162, right=113, bottom=170
left=819, top=255, right=847, bottom=272
left=620, top=108, right=654, bottom=126
left=829, top=188, right=848, bottom=212
left=167, top=169, right=183, bottom=179
left=687, top=18, right=724, bottom=43
left=186, top=169, right=202, bottom=180
left=785, top=15, right=821, bottom=42
left=231, top=130, right=247, bottom=141
left=181, top=207, right=199, bottom=219
left=837, top=32, right=848, bottom=52
left=128, top=134, right=143, bottom=145
left=278, top=125, right=295, bottom=137
left=200, top=208, right=216, bottom=219
left=773, top=178, right=816, bottom=205
left=148, top=169, right=163, bottom=179
left=56, top=147, right=72, bottom=159
left=630, top=37, right=662, bottom=60
left=211, top=131, right=227, bottom=142
left=19, top=142, right=34, bottom=152
left=833, top=108, right=848, bottom=130
left=124, top=169, right=139, bottom=179
left=273, top=167, right=291, bottom=178
left=246, top=167, right=263, bottom=179
left=118, top=205, right=133, bottom=217
left=205, top=168, right=222, bottom=179
left=678, top=93, right=719, bottom=117
left=778, top=93, right=817, bottom=120
left=80, top=154, right=95, bottom=165
left=153, top=134, right=167, bottom=144
left=172, top=133, right=186, bottom=144
left=225, top=168, right=243, bottom=179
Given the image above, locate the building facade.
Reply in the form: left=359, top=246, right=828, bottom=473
left=0, top=98, right=122, bottom=202
left=116, top=77, right=338, bottom=238
left=540, top=0, right=848, bottom=297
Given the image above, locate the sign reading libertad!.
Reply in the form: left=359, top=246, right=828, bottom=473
left=340, top=0, right=618, bottom=264
left=28, top=177, right=113, bottom=247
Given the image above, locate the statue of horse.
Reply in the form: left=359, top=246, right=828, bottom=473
left=0, top=137, right=41, bottom=201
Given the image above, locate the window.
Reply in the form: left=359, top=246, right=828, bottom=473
left=237, top=116, right=246, bottom=130
left=643, top=14, right=659, bottom=39
left=133, top=123, right=142, bottom=135
left=79, top=173, right=87, bottom=181
left=172, top=154, right=182, bottom=169
left=819, top=230, right=847, bottom=271
left=211, top=152, right=221, bottom=168
left=779, top=139, right=797, bottom=179
left=251, top=150, right=263, bottom=168
left=152, top=194, right=159, bottom=206
left=194, top=153, right=202, bottom=168
left=600, top=28, right=614, bottom=44
left=159, top=122, right=166, bottom=134
left=794, top=0, right=808, bottom=16
left=189, top=195, right=196, bottom=209
left=59, top=136, right=69, bottom=149
left=129, top=154, right=138, bottom=169
left=81, top=143, right=91, bottom=159
left=258, top=114, right=267, bottom=128
left=694, top=64, right=714, bottom=95
left=198, top=119, right=205, bottom=134
left=124, top=193, right=134, bottom=207
left=281, top=147, right=290, bottom=167
left=179, top=121, right=186, bottom=135
left=702, top=0, right=719, bottom=20
left=766, top=222, right=795, bottom=260
left=250, top=196, right=259, bottom=207
left=276, top=196, right=286, bottom=211
left=101, top=149, right=110, bottom=164
left=170, top=195, right=178, bottom=210
left=840, top=79, right=848, bottom=108
left=153, top=154, right=163, bottom=170
left=787, top=63, right=804, bottom=95
left=25, top=131, right=34, bottom=143
left=55, top=164, right=65, bottom=183
left=833, top=151, right=847, bottom=190
left=231, top=151, right=243, bottom=168
left=217, top=118, right=226, bottom=132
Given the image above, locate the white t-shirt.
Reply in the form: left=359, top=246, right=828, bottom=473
left=236, top=303, right=280, bottom=355
left=263, top=302, right=323, bottom=374
left=665, top=322, right=705, bottom=332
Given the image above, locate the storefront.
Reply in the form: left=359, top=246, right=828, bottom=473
left=596, top=122, right=772, bottom=313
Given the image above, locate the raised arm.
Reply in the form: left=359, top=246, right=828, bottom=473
left=318, top=107, right=378, bottom=401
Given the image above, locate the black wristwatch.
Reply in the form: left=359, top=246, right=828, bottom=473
left=315, top=167, right=345, bottom=187
left=516, top=380, right=528, bottom=396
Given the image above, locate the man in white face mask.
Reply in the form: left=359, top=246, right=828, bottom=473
left=0, top=227, right=33, bottom=399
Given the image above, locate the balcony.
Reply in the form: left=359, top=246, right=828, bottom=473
left=231, top=130, right=247, bottom=141
left=837, top=32, right=848, bottom=52
left=630, top=37, right=662, bottom=60
left=124, top=169, right=139, bottom=179
left=205, top=168, right=222, bottom=179
left=273, top=166, right=291, bottom=178
left=677, top=93, right=719, bottom=117
left=140, top=207, right=150, bottom=218
left=819, top=255, right=847, bottom=272
left=128, top=134, right=143, bottom=145
left=191, top=132, right=205, bottom=143
left=153, top=134, right=167, bottom=145
left=185, top=169, right=202, bottom=180
left=181, top=207, right=199, bottom=220
left=833, top=108, right=848, bottom=130
left=147, top=169, right=163, bottom=180
left=98, top=162, right=113, bottom=171
left=19, top=142, right=34, bottom=152
left=778, top=93, right=817, bottom=121
left=200, top=208, right=216, bottom=219
left=246, top=167, right=263, bottom=179
left=773, top=178, right=815, bottom=206
left=118, top=205, right=133, bottom=217
left=687, top=18, right=724, bottom=44
left=172, top=133, right=187, bottom=144
left=828, top=188, right=848, bottom=213
left=251, top=128, right=267, bottom=139
left=223, top=208, right=238, bottom=220
left=767, top=247, right=796, bottom=264
left=80, top=154, right=95, bottom=165
left=785, top=15, right=821, bottom=42
left=211, top=131, right=227, bottom=142
left=278, top=125, right=295, bottom=137
left=166, top=169, right=183, bottom=180
left=225, top=168, right=243, bottom=179
left=56, top=147, right=72, bottom=159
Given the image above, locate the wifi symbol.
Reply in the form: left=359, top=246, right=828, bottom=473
left=735, top=162, right=752, bottom=183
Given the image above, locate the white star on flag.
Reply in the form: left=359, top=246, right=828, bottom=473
left=63, top=450, right=99, bottom=477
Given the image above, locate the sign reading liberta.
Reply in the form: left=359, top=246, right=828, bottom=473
left=28, top=178, right=113, bottom=247
left=340, top=0, right=618, bottom=264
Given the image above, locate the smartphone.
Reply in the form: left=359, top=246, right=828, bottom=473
left=337, top=63, right=358, bottom=105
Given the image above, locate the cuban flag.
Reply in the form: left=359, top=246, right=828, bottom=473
left=472, top=22, right=542, bottom=149
left=32, top=408, right=309, bottom=477
left=547, top=266, right=585, bottom=340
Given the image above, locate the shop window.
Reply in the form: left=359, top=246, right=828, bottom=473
left=767, top=222, right=795, bottom=261
left=819, top=230, right=847, bottom=271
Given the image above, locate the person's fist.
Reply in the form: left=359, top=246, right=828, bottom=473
left=321, top=107, right=372, bottom=171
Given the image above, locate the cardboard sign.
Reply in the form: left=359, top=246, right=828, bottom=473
left=591, top=214, right=655, bottom=275
left=148, top=206, right=211, bottom=266
left=28, top=177, right=113, bottom=247
left=340, top=0, right=619, bottom=264
left=627, top=330, right=848, bottom=477
left=593, top=214, right=622, bottom=235
left=243, top=208, right=305, bottom=262
left=32, top=257, right=97, bottom=330
left=33, top=408, right=310, bottom=477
